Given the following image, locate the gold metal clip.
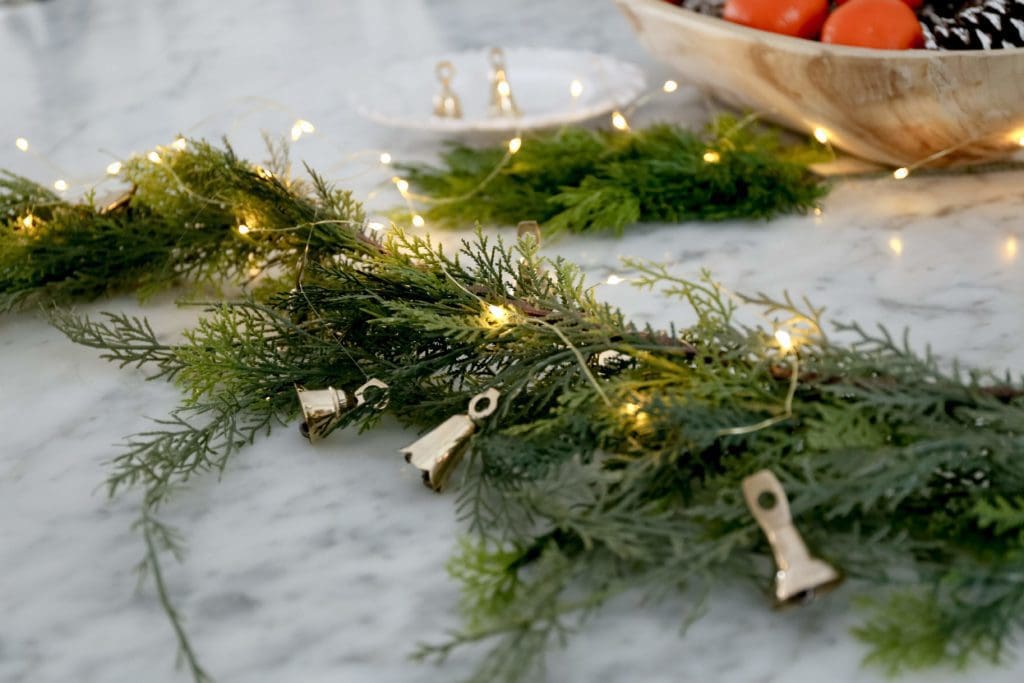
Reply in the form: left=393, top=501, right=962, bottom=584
left=742, top=469, right=841, bottom=605
left=488, top=48, right=520, bottom=118
left=296, top=378, right=389, bottom=442
left=399, top=388, right=500, bottom=492
left=432, top=61, right=463, bottom=119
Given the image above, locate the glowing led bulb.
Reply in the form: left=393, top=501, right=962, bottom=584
left=569, top=79, right=584, bottom=98
left=606, top=274, right=624, bottom=285
left=411, top=214, right=425, bottom=227
left=15, top=137, right=29, bottom=152
left=53, top=179, right=68, bottom=191
left=893, top=167, right=910, bottom=180
left=1018, top=134, right=1024, bottom=147
left=171, top=137, right=187, bottom=151
left=379, top=152, right=392, bottom=165
left=889, top=237, right=903, bottom=255
left=366, top=221, right=386, bottom=231
left=394, top=178, right=410, bottom=194
left=497, top=80, right=511, bottom=97
left=1004, top=236, right=1019, bottom=261
left=662, top=80, right=678, bottom=93
left=611, top=111, right=629, bottom=131
left=22, top=215, right=34, bottom=229
left=106, top=161, right=122, bottom=175
left=813, top=207, right=823, bottom=216
left=508, top=137, right=522, bottom=154
left=703, top=150, right=721, bottom=164
left=291, top=119, right=315, bottom=141
left=813, top=127, right=829, bottom=144
left=487, top=304, right=509, bottom=323
left=774, top=330, right=794, bottom=353
left=237, top=224, right=251, bottom=235
left=147, top=151, right=161, bottom=163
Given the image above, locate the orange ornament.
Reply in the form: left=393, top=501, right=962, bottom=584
left=835, top=0, right=922, bottom=6
left=723, top=0, right=830, bottom=39
left=821, top=0, right=925, bottom=49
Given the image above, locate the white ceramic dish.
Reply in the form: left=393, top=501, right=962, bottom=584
left=350, top=47, right=647, bottom=134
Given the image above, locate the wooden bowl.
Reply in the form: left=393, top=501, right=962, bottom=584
left=614, top=0, right=1024, bottom=167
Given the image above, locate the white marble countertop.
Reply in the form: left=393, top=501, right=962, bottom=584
left=2, top=1, right=1023, bottom=682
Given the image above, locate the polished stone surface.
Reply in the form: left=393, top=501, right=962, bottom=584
left=2, top=1, right=1023, bottom=682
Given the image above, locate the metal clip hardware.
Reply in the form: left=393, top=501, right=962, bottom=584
left=296, top=378, right=389, bottom=442
left=742, top=470, right=841, bottom=605
left=399, top=388, right=500, bottom=492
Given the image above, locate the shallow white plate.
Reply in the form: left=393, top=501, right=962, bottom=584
left=351, top=47, right=647, bottom=133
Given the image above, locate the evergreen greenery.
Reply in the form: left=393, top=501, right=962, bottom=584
left=53, top=192, right=1024, bottom=682
left=0, top=137, right=365, bottom=311
left=397, top=116, right=830, bottom=235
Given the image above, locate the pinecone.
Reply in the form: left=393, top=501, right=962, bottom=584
left=679, top=0, right=726, bottom=16
left=921, top=0, right=1024, bottom=50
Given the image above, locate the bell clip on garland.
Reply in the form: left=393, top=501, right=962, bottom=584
left=4, top=135, right=1024, bottom=682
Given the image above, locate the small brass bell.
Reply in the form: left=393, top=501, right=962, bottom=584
left=432, top=61, right=463, bottom=119
left=296, top=378, right=389, bottom=442
left=399, top=387, right=499, bottom=492
left=488, top=47, right=520, bottom=118
left=742, top=470, right=841, bottom=605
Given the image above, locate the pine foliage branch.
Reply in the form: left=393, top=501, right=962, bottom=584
left=397, top=116, right=830, bottom=235
left=1, top=139, right=367, bottom=312
left=51, top=166, right=1024, bottom=683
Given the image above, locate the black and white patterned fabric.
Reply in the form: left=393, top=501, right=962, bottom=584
left=921, top=0, right=1024, bottom=49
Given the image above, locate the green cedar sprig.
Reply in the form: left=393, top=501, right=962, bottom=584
left=396, top=116, right=831, bottom=235
left=0, top=138, right=366, bottom=311
left=55, top=219, right=1024, bottom=683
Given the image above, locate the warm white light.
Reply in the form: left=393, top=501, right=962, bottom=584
left=367, top=221, right=386, bottom=231
left=774, top=330, right=794, bottom=353
left=411, top=214, right=425, bottom=227
left=508, top=137, right=522, bottom=154
left=813, top=207, right=823, bottom=216
left=893, top=167, right=910, bottom=180
left=147, top=151, right=161, bottom=163
left=106, top=161, right=122, bottom=175
left=889, top=237, right=903, bottom=255
left=703, top=150, right=721, bottom=164
left=662, top=80, right=678, bottom=93
left=21, top=215, right=34, bottom=229
left=611, top=111, right=629, bottom=131
left=496, top=80, right=511, bottom=97
left=394, top=178, right=410, bottom=194
left=379, top=152, right=392, bottom=165
left=53, top=179, right=68, bottom=191
left=15, top=137, right=29, bottom=152
left=291, top=119, right=315, bottom=141
left=813, top=127, right=829, bottom=144
left=237, top=224, right=251, bottom=235
left=569, top=79, right=584, bottom=98
left=1004, top=236, right=1019, bottom=262
left=1018, top=134, right=1024, bottom=147
left=487, top=304, right=510, bottom=323
left=606, top=274, right=624, bottom=285
left=171, top=137, right=187, bottom=151
left=620, top=402, right=640, bottom=417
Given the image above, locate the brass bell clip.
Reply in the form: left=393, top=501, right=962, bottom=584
left=742, top=469, right=841, bottom=605
left=296, top=378, right=389, bottom=442
left=488, top=47, right=520, bottom=118
left=432, top=60, right=463, bottom=119
left=399, top=387, right=500, bottom=492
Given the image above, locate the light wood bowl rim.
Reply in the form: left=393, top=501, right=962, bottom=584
left=625, top=0, right=1024, bottom=60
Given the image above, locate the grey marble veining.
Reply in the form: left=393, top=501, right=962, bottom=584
left=1, top=1, right=1023, bottom=682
